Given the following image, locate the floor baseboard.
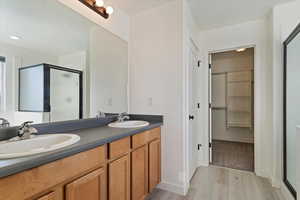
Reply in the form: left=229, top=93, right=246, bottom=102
left=157, top=181, right=189, bottom=196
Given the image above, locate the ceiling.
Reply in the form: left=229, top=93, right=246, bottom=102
left=108, top=0, right=174, bottom=15
left=109, top=0, right=293, bottom=30
left=0, top=0, right=95, bottom=56
left=188, top=0, right=293, bottom=30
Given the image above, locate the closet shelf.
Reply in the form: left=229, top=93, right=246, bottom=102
left=227, top=122, right=252, bottom=128
left=227, top=109, right=251, bottom=113
left=212, top=106, right=226, bottom=110
left=227, top=95, right=251, bottom=97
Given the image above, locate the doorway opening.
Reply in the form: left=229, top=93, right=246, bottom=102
left=209, top=47, right=255, bottom=172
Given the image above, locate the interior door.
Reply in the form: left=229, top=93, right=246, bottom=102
left=208, top=54, right=213, bottom=163
left=188, top=44, right=200, bottom=180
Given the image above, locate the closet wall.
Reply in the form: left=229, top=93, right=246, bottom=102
left=212, top=48, right=254, bottom=143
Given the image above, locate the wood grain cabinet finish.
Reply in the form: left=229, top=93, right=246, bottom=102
left=132, top=128, right=161, bottom=149
left=149, top=139, right=161, bottom=192
left=109, top=154, right=130, bottom=200
left=36, top=192, right=56, bottom=200
left=131, top=145, right=149, bottom=200
left=109, top=137, right=131, bottom=160
left=65, top=167, right=107, bottom=200
left=0, top=146, right=105, bottom=200
left=0, top=127, right=161, bottom=200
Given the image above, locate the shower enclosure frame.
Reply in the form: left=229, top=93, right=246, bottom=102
left=18, top=63, right=83, bottom=119
left=283, top=23, right=300, bottom=199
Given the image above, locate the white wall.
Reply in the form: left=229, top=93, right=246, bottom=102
left=57, top=0, right=130, bottom=42
left=89, top=26, right=128, bottom=116
left=0, top=42, right=58, bottom=125
left=129, top=0, right=188, bottom=194
left=199, top=20, right=273, bottom=180
left=271, top=1, right=300, bottom=199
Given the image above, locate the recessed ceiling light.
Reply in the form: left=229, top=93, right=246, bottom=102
left=236, top=48, right=246, bottom=52
left=10, top=35, right=20, bottom=40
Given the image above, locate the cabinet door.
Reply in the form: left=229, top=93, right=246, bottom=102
left=109, top=154, right=130, bottom=200
left=36, top=192, right=56, bottom=200
left=149, top=140, right=161, bottom=192
left=132, top=145, right=148, bottom=200
left=65, top=167, right=107, bottom=200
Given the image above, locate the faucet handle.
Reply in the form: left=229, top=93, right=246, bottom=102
left=118, top=112, right=127, bottom=117
left=20, top=121, right=34, bottom=129
left=96, top=111, right=106, bottom=119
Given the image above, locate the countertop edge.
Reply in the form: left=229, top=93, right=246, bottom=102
left=0, top=122, right=163, bottom=178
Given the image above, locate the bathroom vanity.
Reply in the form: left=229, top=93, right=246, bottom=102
left=0, top=120, right=162, bottom=200
left=0, top=1, right=161, bottom=199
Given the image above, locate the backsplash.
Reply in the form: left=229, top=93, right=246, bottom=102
left=0, top=114, right=163, bottom=141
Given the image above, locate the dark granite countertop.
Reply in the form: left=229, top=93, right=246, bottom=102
left=0, top=115, right=163, bottom=178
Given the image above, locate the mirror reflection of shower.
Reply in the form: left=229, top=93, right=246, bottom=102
left=19, top=64, right=83, bottom=123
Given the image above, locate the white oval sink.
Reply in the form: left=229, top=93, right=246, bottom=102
left=108, top=120, right=150, bottom=128
left=0, top=134, right=80, bottom=159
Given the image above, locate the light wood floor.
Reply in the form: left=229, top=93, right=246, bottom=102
left=212, top=140, right=254, bottom=171
left=146, top=166, right=284, bottom=200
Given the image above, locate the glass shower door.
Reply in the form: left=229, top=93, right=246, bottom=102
left=284, top=25, right=300, bottom=198
left=50, top=68, right=80, bottom=122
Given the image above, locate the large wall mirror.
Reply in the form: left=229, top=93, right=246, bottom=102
left=283, top=23, right=300, bottom=199
left=0, top=0, right=128, bottom=126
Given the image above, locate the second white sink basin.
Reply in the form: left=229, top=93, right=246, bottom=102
left=108, top=120, right=150, bottom=128
left=0, top=134, right=80, bottom=159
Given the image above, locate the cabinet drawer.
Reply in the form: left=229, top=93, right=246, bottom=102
left=36, top=192, right=56, bottom=200
left=109, top=137, right=130, bottom=160
left=148, top=127, right=161, bottom=142
left=132, top=131, right=150, bottom=149
left=132, top=128, right=161, bottom=149
left=0, top=146, right=106, bottom=200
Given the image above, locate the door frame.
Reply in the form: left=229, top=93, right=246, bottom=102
left=187, top=39, right=201, bottom=181
left=207, top=45, right=257, bottom=173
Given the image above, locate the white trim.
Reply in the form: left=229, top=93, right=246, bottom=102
left=157, top=181, right=190, bottom=196
left=206, top=45, right=262, bottom=176
left=0, top=61, right=6, bottom=112
left=280, top=181, right=295, bottom=200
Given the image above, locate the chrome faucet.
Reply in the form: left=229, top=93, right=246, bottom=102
left=17, top=121, right=38, bottom=140
left=96, top=111, right=106, bottom=119
left=117, top=112, right=130, bottom=122
left=0, top=118, right=10, bottom=128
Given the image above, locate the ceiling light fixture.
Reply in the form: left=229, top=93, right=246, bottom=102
left=10, top=35, right=20, bottom=40
left=78, top=0, right=114, bottom=19
left=236, top=48, right=246, bottom=52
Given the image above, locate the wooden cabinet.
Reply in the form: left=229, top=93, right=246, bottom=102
left=36, top=192, right=56, bottom=200
left=66, top=167, right=107, bottom=200
left=109, top=154, right=130, bottom=200
left=109, top=137, right=130, bottom=160
left=131, top=145, right=148, bottom=200
left=149, top=139, right=161, bottom=192
left=0, top=127, right=161, bottom=200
